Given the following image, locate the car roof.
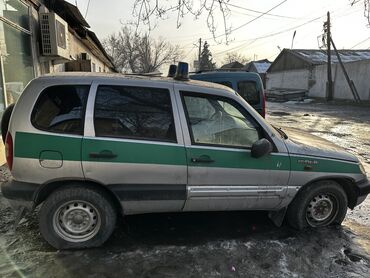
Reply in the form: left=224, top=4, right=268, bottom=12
left=36, top=72, right=231, bottom=91
left=190, top=71, right=261, bottom=79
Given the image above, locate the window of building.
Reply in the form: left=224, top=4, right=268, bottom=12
left=94, top=85, right=176, bottom=142
left=31, top=85, right=90, bottom=135
left=92, top=62, right=96, bottom=72
left=182, top=92, right=260, bottom=148
left=0, top=0, right=34, bottom=117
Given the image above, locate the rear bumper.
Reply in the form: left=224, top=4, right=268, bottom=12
left=1, top=179, right=39, bottom=210
left=354, top=178, right=370, bottom=206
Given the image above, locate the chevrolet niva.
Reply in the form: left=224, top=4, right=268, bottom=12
left=1, top=64, right=369, bottom=249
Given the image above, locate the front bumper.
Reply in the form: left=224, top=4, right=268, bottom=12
left=1, top=179, right=39, bottom=210
left=354, top=178, right=370, bottom=206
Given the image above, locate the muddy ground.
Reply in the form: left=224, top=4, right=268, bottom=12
left=1, top=100, right=370, bottom=277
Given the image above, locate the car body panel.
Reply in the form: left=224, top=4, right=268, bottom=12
left=2, top=73, right=368, bottom=217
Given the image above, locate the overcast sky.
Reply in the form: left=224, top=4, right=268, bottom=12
left=68, top=0, right=370, bottom=66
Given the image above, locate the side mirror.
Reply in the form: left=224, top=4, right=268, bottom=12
left=251, top=138, right=273, bottom=158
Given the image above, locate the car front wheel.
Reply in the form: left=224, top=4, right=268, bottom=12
left=287, top=180, right=348, bottom=230
left=39, top=186, right=116, bottom=249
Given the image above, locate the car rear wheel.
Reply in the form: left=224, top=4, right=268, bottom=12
left=39, top=186, right=116, bottom=249
left=287, top=180, right=348, bottom=230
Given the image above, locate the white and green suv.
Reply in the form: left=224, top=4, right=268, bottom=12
left=1, top=70, right=369, bottom=249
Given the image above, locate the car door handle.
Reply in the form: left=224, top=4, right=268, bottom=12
left=89, top=150, right=117, bottom=159
left=191, top=155, right=214, bottom=163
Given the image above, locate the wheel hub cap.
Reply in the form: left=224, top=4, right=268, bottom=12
left=306, top=194, right=335, bottom=225
left=53, top=200, right=101, bottom=243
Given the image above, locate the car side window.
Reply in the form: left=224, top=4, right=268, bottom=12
left=182, top=92, right=261, bottom=148
left=94, top=85, right=176, bottom=142
left=31, top=85, right=90, bottom=135
left=237, top=81, right=260, bottom=105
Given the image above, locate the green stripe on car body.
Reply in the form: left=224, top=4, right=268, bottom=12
left=14, top=132, right=361, bottom=174
left=289, top=156, right=361, bottom=174
left=82, top=137, right=187, bottom=166
left=187, top=146, right=290, bottom=171
left=15, top=131, right=82, bottom=161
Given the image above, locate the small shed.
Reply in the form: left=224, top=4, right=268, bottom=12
left=245, top=59, right=271, bottom=87
left=267, top=49, right=370, bottom=100
left=219, top=61, right=245, bottom=71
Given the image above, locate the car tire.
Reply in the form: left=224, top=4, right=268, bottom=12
left=1, top=103, right=15, bottom=142
left=39, top=186, right=117, bottom=249
left=286, top=180, right=348, bottom=230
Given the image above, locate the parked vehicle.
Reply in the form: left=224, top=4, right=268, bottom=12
left=190, top=71, right=266, bottom=117
left=1, top=66, right=369, bottom=249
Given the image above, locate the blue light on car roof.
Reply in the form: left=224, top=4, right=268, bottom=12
left=174, top=62, right=189, bottom=81
left=168, top=64, right=177, bottom=77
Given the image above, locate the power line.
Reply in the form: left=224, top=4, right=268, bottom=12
left=184, top=45, right=197, bottom=59
left=227, top=3, right=297, bottom=19
left=168, top=0, right=363, bottom=55
left=228, top=7, right=296, bottom=22
left=213, top=15, right=322, bottom=57
left=350, top=37, right=370, bottom=49
left=153, top=0, right=359, bottom=44
left=212, top=3, right=362, bottom=58
left=85, top=0, right=91, bottom=19
left=206, top=0, right=289, bottom=40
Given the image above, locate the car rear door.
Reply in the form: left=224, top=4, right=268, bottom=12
left=174, top=84, right=290, bottom=211
left=81, top=80, right=187, bottom=214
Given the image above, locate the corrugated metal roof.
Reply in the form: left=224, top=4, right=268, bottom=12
left=291, top=49, right=370, bottom=65
left=252, top=62, right=271, bottom=73
left=220, top=61, right=244, bottom=69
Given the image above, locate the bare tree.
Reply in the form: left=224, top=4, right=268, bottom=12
left=222, top=52, right=250, bottom=65
left=350, top=0, right=370, bottom=25
left=136, top=34, right=182, bottom=72
left=103, top=27, right=182, bottom=73
left=132, top=0, right=231, bottom=41
left=103, top=27, right=141, bottom=73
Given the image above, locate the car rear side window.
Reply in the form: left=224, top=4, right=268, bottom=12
left=237, top=81, right=260, bottom=105
left=94, top=85, right=176, bottom=142
left=31, top=85, right=90, bottom=135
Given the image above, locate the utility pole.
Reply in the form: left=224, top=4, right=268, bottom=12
left=330, top=37, right=361, bottom=102
left=325, top=12, right=334, bottom=101
left=198, top=38, right=202, bottom=71
left=291, top=30, right=296, bottom=49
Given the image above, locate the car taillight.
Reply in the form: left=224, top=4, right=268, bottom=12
left=261, top=90, right=266, bottom=118
left=5, top=132, right=13, bottom=171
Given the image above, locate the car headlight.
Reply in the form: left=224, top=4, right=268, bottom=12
left=359, top=162, right=367, bottom=175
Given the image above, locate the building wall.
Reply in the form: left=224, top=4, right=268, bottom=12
left=266, top=69, right=309, bottom=90
left=310, top=60, right=370, bottom=100
left=0, top=0, right=114, bottom=165
left=68, top=34, right=110, bottom=72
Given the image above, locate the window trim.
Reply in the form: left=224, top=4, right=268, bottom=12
left=180, top=91, right=263, bottom=150
left=93, top=84, right=178, bottom=144
left=30, top=85, right=90, bottom=136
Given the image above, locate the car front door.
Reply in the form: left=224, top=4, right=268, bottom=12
left=175, top=87, right=290, bottom=211
left=81, top=81, right=187, bottom=214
